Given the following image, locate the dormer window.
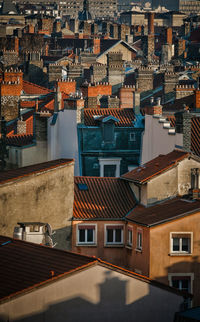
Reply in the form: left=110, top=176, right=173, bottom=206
left=102, top=122, right=114, bottom=143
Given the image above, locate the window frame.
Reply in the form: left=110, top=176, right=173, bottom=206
left=104, top=224, right=124, bottom=246
left=136, top=229, right=143, bottom=251
left=168, top=273, right=194, bottom=295
left=170, top=232, right=193, bottom=255
left=129, top=132, right=136, bottom=142
left=127, top=226, right=133, bottom=248
left=77, top=224, right=97, bottom=246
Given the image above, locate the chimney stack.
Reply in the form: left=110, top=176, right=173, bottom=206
left=148, top=12, right=154, bottom=35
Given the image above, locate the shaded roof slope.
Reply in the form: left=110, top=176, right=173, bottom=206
left=121, top=150, right=189, bottom=183
left=0, top=159, right=73, bottom=185
left=84, top=108, right=135, bottom=127
left=74, top=176, right=136, bottom=219
left=191, top=116, right=200, bottom=157
left=127, top=197, right=200, bottom=227
left=0, top=236, right=96, bottom=301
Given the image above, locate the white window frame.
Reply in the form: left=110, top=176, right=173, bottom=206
left=136, top=229, right=142, bottom=251
left=170, top=232, right=193, bottom=255
left=168, top=273, right=194, bottom=294
left=98, top=158, right=122, bottom=177
left=104, top=224, right=124, bottom=246
left=77, top=224, right=97, bottom=246
left=127, top=226, right=133, bottom=247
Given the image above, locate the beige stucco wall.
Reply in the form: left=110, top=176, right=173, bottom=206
left=0, top=162, right=74, bottom=250
left=147, top=167, right=178, bottom=205
left=97, top=43, right=132, bottom=64
left=177, top=158, right=200, bottom=195
left=149, top=212, right=200, bottom=306
left=0, top=265, right=183, bottom=322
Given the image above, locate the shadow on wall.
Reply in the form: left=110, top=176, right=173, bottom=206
left=0, top=270, right=183, bottom=322
left=154, top=256, right=200, bottom=306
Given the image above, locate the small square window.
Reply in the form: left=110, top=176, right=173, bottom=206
left=77, top=225, right=96, bottom=245
left=171, top=233, right=192, bottom=254
left=105, top=225, right=124, bottom=245
left=130, top=132, right=136, bottom=142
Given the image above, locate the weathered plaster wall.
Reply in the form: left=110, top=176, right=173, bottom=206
left=149, top=212, right=200, bottom=305
left=0, top=162, right=74, bottom=250
left=0, top=265, right=183, bottom=322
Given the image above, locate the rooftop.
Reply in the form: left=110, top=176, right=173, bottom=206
left=121, top=150, right=189, bottom=183
left=0, top=159, right=74, bottom=185
left=127, top=197, right=200, bottom=227
left=73, top=176, right=136, bottom=219
left=84, top=108, right=135, bottom=127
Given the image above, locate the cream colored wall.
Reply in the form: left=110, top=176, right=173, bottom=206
left=146, top=167, right=178, bottom=205
left=21, top=142, right=48, bottom=167
left=149, top=212, right=200, bottom=305
left=97, top=43, right=132, bottom=64
left=0, top=265, right=183, bottom=322
left=0, top=162, right=74, bottom=250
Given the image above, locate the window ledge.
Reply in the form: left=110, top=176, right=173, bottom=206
left=77, top=243, right=97, bottom=247
left=126, top=245, right=133, bottom=250
left=169, top=253, right=192, bottom=256
left=135, top=248, right=142, bottom=253
left=104, top=244, right=124, bottom=248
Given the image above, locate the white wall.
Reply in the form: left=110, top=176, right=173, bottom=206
left=48, top=110, right=80, bottom=175
left=141, top=115, right=183, bottom=165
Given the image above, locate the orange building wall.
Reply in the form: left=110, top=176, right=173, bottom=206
left=149, top=212, right=200, bottom=306
left=57, top=80, right=76, bottom=95
left=195, top=89, right=200, bottom=109
left=0, top=83, right=22, bottom=96
left=125, top=222, right=150, bottom=277
left=72, top=220, right=127, bottom=267
left=81, top=84, right=112, bottom=98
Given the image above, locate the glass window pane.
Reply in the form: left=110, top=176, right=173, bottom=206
left=115, top=229, right=122, bottom=242
left=128, top=230, right=132, bottom=244
left=173, top=238, right=180, bottom=251
left=137, top=232, right=142, bottom=248
left=104, top=165, right=116, bottom=177
left=87, top=229, right=93, bottom=242
left=172, top=280, right=180, bottom=289
left=79, top=229, right=85, bottom=242
left=182, top=238, right=189, bottom=252
left=107, top=229, right=113, bottom=243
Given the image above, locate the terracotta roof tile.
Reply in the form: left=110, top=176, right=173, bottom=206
left=73, top=176, right=136, bottom=219
left=127, top=197, right=200, bottom=226
left=0, top=159, right=74, bottom=185
left=0, top=236, right=96, bottom=301
left=191, top=117, right=200, bottom=157
left=23, top=80, right=53, bottom=95
left=84, top=108, right=135, bottom=127
left=6, top=134, right=34, bottom=147
left=121, top=150, right=189, bottom=183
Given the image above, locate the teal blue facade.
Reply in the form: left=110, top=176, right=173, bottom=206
left=78, top=122, right=144, bottom=177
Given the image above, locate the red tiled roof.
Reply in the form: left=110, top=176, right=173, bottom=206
left=23, top=80, right=53, bottom=95
left=6, top=134, right=33, bottom=147
left=0, top=159, right=74, bottom=185
left=166, top=115, right=176, bottom=127
left=121, top=150, right=189, bottom=183
left=84, top=108, right=135, bottom=127
left=127, top=197, right=200, bottom=226
left=73, top=176, right=136, bottom=219
left=0, top=236, right=97, bottom=301
left=191, top=117, right=200, bottom=157
left=6, top=110, right=34, bottom=136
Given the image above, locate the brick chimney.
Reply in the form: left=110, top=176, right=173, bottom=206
left=148, top=12, right=154, bottom=35
left=194, top=89, right=200, bottom=111
left=166, top=27, right=172, bottom=45
left=93, top=38, right=100, bottom=55
left=14, top=36, right=19, bottom=53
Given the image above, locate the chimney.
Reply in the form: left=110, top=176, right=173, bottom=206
left=166, top=27, right=172, bottom=45
left=76, top=98, right=85, bottom=123
left=194, top=89, right=200, bottom=111
left=133, top=91, right=140, bottom=115
left=35, top=99, right=39, bottom=112
left=93, top=38, right=100, bottom=55
left=54, top=87, right=62, bottom=112
left=148, top=12, right=154, bottom=35
left=14, top=36, right=19, bottom=53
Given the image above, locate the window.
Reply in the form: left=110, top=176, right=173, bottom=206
left=99, top=158, right=121, bottom=177
left=130, top=132, right=136, bottom=142
left=77, top=225, right=96, bottom=245
left=168, top=273, right=194, bottom=307
left=170, top=233, right=192, bottom=254
left=103, top=123, right=114, bottom=143
left=104, top=164, right=116, bottom=177
left=127, top=227, right=133, bottom=247
left=136, top=230, right=142, bottom=250
left=105, top=225, right=124, bottom=245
